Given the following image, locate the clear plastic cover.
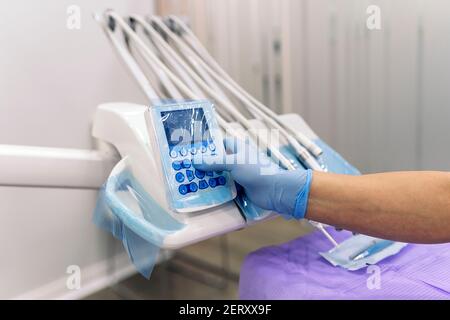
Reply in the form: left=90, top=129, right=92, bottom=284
left=320, top=235, right=408, bottom=271
left=93, top=158, right=185, bottom=278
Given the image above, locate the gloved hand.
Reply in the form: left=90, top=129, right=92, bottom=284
left=193, top=137, right=313, bottom=219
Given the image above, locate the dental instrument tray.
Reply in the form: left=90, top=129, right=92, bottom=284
left=150, top=100, right=236, bottom=212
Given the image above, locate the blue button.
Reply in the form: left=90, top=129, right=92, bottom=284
left=209, top=143, right=216, bottom=152
left=189, top=182, right=198, bottom=193
left=175, top=172, right=185, bottom=183
left=178, top=184, right=189, bottom=195
left=208, top=178, right=217, bottom=188
left=180, top=148, right=188, bottom=157
left=199, top=180, right=208, bottom=190
left=186, top=170, right=195, bottom=182
left=195, top=169, right=205, bottom=179
left=217, top=176, right=226, bottom=186
left=206, top=171, right=214, bottom=177
left=201, top=145, right=207, bottom=153
left=190, top=147, right=197, bottom=155
left=182, top=159, right=191, bottom=169
left=170, top=150, right=178, bottom=158
left=172, top=161, right=182, bottom=171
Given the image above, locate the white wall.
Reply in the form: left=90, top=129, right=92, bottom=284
left=284, top=0, right=450, bottom=173
left=160, top=0, right=450, bottom=173
left=0, top=0, right=153, bottom=299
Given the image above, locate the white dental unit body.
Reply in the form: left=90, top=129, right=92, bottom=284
left=93, top=100, right=241, bottom=250
left=92, top=100, right=318, bottom=250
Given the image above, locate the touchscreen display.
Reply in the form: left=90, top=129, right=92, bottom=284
left=161, top=108, right=211, bottom=147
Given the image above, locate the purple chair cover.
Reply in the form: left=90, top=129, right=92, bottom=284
left=239, top=229, right=450, bottom=300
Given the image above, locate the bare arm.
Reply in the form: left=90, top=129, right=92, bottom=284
left=306, top=171, right=450, bottom=244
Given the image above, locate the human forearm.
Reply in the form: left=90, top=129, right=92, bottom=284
left=306, top=171, right=450, bottom=243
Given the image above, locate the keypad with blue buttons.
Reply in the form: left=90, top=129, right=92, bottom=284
left=169, top=143, right=227, bottom=196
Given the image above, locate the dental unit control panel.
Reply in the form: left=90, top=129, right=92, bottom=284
left=92, top=101, right=247, bottom=249
left=150, top=101, right=236, bottom=212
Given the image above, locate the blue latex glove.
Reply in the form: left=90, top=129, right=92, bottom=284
left=193, top=138, right=313, bottom=219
